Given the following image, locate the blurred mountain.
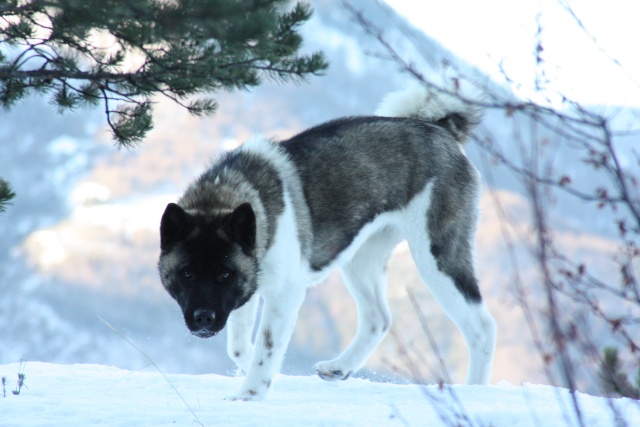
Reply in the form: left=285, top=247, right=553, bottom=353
left=0, top=0, right=636, bottom=390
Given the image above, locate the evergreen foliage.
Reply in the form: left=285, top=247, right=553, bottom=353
left=598, top=347, right=640, bottom=399
left=0, top=178, right=15, bottom=214
left=0, top=0, right=327, bottom=212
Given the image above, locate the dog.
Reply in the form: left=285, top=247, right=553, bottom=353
left=158, top=78, right=497, bottom=400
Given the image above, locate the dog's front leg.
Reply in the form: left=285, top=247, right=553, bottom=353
left=226, top=293, right=260, bottom=374
left=225, top=286, right=305, bottom=401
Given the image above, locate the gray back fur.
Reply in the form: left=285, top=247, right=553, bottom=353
left=279, top=116, right=478, bottom=285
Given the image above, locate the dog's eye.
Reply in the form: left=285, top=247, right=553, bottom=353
left=217, top=270, right=231, bottom=282
left=183, top=269, right=194, bottom=280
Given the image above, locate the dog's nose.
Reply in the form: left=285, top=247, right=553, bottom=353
left=193, top=309, right=215, bottom=329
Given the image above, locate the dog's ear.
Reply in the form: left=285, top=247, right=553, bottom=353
left=160, top=203, right=194, bottom=250
left=224, top=202, right=256, bottom=254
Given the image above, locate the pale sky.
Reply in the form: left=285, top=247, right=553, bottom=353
left=385, top=0, right=640, bottom=107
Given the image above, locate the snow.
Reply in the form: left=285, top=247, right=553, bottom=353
left=1, top=363, right=639, bottom=426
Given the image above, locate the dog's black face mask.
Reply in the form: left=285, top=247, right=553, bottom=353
left=158, top=203, right=258, bottom=338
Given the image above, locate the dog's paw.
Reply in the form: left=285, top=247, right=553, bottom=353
left=314, top=361, right=352, bottom=381
left=224, top=389, right=266, bottom=402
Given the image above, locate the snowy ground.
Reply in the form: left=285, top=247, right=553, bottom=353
left=1, top=363, right=639, bottom=426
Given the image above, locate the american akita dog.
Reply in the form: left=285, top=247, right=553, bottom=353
left=158, top=79, right=497, bottom=400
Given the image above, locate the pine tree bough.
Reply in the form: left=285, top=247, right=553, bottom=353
left=0, top=0, right=328, bottom=146
left=598, top=347, right=640, bottom=399
left=0, top=178, right=15, bottom=214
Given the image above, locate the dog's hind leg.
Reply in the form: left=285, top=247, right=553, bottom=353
left=227, top=293, right=260, bottom=374
left=315, top=226, right=402, bottom=381
left=407, top=247, right=496, bottom=385
left=404, top=182, right=496, bottom=385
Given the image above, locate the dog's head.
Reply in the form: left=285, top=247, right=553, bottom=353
left=158, top=202, right=258, bottom=338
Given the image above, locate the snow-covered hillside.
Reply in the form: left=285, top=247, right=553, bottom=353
left=1, top=362, right=638, bottom=427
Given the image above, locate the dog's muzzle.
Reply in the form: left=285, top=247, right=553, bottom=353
left=191, top=309, right=218, bottom=338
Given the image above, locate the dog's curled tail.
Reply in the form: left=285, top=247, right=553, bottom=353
left=375, top=76, right=483, bottom=145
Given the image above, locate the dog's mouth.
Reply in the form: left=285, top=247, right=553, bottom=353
left=192, top=329, right=218, bottom=338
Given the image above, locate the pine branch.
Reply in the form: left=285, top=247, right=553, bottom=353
left=0, top=0, right=327, bottom=213
left=598, top=347, right=640, bottom=398
left=0, top=178, right=16, bottom=215
left=0, top=0, right=328, bottom=147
